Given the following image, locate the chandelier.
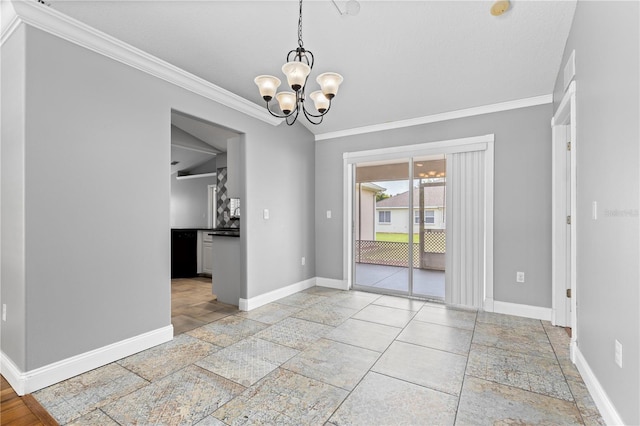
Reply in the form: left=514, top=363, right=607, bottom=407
left=254, top=0, right=343, bottom=126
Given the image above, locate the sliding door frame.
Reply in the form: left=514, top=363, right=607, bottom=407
left=343, top=134, right=495, bottom=309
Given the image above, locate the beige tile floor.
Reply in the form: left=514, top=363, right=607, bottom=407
left=34, top=282, right=604, bottom=425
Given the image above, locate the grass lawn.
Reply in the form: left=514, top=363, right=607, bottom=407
left=375, top=233, right=420, bottom=243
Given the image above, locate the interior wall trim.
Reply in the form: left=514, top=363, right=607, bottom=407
left=0, top=325, right=173, bottom=396
left=0, top=0, right=281, bottom=127
left=316, top=94, right=553, bottom=141
left=239, top=278, right=316, bottom=311
left=574, top=345, right=624, bottom=425
left=316, top=277, right=349, bottom=291
left=492, top=300, right=552, bottom=321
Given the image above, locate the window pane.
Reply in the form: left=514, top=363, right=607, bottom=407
left=425, top=210, right=435, bottom=224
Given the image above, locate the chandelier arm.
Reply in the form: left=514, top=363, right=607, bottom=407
left=285, top=107, right=301, bottom=126
left=302, top=105, right=324, bottom=125
left=306, top=49, right=314, bottom=70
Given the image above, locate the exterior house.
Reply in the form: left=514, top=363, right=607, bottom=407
left=1, top=1, right=638, bottom=424
left=355, top=182, right=385, bottom=241
left=376, top=186, right=446, bottom=235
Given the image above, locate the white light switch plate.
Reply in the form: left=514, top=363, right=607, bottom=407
left=326, top=210, right=332, bottom=219
left=263, top=209, right=270, bottom=220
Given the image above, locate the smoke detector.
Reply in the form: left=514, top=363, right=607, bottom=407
left=490, top=0, right=510, bottom=16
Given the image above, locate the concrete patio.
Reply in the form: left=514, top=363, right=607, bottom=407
left=354, top=263, right=445, bottom=299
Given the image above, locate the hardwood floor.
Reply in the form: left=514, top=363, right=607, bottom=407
left=171, top=277, right=238, bottom=335
left=1, top=376, right=58, bottom=426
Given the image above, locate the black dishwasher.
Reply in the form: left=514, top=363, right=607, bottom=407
left=171, top=229, right=198, bottom=278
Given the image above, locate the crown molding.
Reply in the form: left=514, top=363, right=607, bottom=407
left=315, top=94, right=553, bottom=141
left=0, top=0, right=282, bottom=127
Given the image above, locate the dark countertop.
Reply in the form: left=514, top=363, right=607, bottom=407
left=171, top=228, right=217, bottom=231
left=208, top=229, right=240, bottom=237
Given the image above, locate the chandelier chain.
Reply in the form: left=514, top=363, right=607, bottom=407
left=297, top=0, right=304, bottom=48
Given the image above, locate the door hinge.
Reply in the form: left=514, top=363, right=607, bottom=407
left=566, top=288, right=572, bottom=298
left=567, top=141, right=572, bottom=151
left=566, top=215, right=571, bottom=225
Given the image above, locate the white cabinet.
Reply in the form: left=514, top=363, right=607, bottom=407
left=197, top=231, right=214, bottom=276
left=202, top=237, right=213, bottom=275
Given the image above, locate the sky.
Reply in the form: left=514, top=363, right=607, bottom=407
left=373, top=180, right=409, bottom=196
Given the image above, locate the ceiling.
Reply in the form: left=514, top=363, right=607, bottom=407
left=51, top=0, right=577, bottom=135
left=170, top=111, right=241, bottom=175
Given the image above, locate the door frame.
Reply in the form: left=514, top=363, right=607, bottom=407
left=343, top=134, right=495, bottom=309
left=551, top=81, right=577, bottom=355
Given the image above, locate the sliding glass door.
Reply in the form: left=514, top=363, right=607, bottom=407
left=352, top=156, right=446, bottom=300
left=353, top=160, right=411, bottom=295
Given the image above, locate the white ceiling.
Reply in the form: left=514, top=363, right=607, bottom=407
left=51, top=0, right=577, bottom=135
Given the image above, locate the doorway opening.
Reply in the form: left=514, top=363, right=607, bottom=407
left=344, top=135, right=495, bottom=310
left=551, top=81, right=577, bottom=354
left=169, top=109, right=242, bottom=334
left=352, top=156, right=446, bottom=300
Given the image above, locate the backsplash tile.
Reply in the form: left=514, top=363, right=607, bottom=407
left=217, top=168, right=239, bottom=229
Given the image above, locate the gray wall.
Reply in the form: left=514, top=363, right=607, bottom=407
left=244, top=123, right=316, bottom=299
left=552, top=2, right=639, bottom=423
left=170, top=174, right=216, bottom=228
left=0, top=25, right=27, bottom=370
left=316, top=104, right=553, bottom=308
left=2, top=24, right=315, bottom=372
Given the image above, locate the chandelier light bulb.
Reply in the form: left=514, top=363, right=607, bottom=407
left=282, top=61, right=311, bottom=91
left=316, top=72, right=344, bottom=99
left=254, top=75, right=281, bottom=102
left=276, top=92, right=297, bottom=115
left=310, top=91, right=330, bottom=113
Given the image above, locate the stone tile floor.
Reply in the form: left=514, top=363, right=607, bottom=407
left=34, top=285, right=604, bottom=425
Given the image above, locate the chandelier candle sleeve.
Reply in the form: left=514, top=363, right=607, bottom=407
left=276, top=92, right=297, bottom=115
left=253, top=0, right=343, bottom=125
left=317, top=72, right=343, bottom=98
left=282, top=62, right=311, bottom=91
left=254, top=75, right=281, bottom=102
left=310, top=91, right=330, bottom=113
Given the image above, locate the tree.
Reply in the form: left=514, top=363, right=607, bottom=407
left=376, top=192, right=390, bottom=202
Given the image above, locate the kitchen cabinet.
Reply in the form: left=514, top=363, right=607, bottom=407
left=197, top=231, right=214, bottom=276
left=202, top=234, right=213, bottom=275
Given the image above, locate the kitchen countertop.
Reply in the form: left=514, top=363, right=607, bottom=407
left=208, top=229, right=240, bottom=237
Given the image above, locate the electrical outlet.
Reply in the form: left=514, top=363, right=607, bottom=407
left=2, top=304, right=6, bottom=321
left=516, top=272, right=525, bottom=283
left=615, top=340, right=623, bottom=368
left=301, top=257, right=305, bottom=266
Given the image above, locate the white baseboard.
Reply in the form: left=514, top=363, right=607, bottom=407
left=316, top=277, right=348, bottom=290
left=239, top=278, right=316, bottom=311
left=1, top=325, right=173, bottom=395
left=574, top=345, right=624, bottom=425
left=492, top=301, right=552, bottom=321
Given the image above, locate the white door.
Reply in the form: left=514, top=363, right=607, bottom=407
left=564, top=126, right=572, bottom=327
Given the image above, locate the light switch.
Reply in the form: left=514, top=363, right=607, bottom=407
left=592, top=201, right=598, bottom=220
left=263, top=209, right=270, bottom=220
left=326, top=210, right=332, bottom=219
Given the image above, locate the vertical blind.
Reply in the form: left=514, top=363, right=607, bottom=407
left=445, top=150, right=485, bottom=308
